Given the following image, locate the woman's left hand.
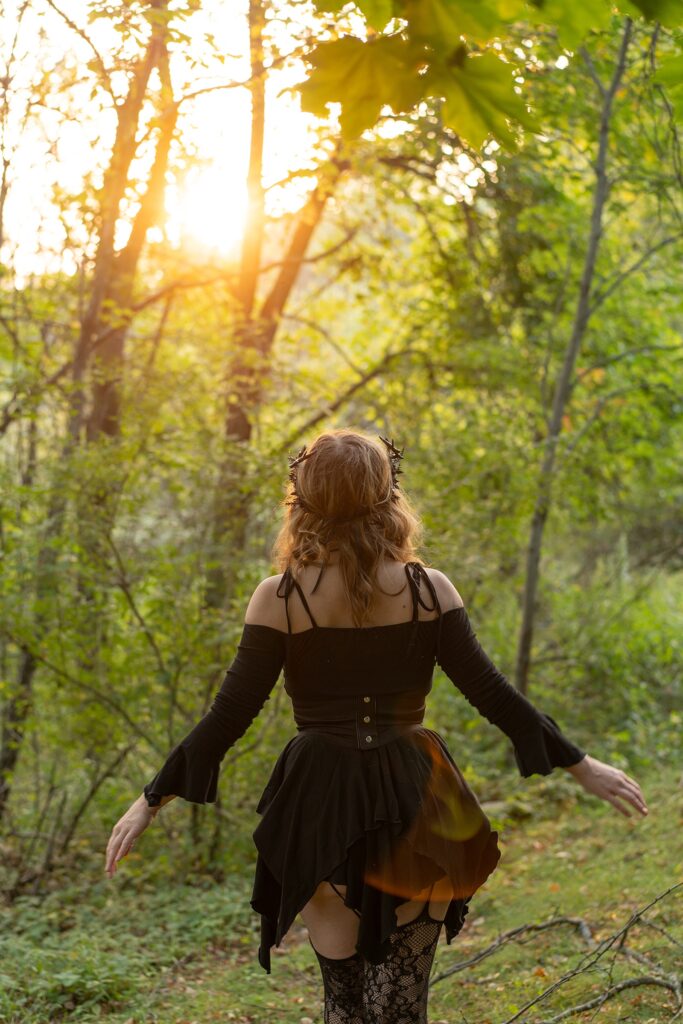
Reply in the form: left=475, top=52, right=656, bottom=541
left=105, top=794, right=157, bottom=878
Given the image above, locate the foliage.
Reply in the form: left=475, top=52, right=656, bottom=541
left=297, top=0, right=683, bottom=146
left=0, top=761, right=680, bottom=1021
left=0, top=876, right=254, bottom=1020
left=0, top=11, right=680, bottom=1018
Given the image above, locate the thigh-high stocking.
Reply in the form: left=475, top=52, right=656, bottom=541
left=310, top=939, right=365, bottom=1024
left=306, top=880, right=446, bottom=1024
left=362, top=903, right=443, bottom=1024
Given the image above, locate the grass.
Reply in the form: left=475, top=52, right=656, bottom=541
left=1, top=761, right=680, bottom=1024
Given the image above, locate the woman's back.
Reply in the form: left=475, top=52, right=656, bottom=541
left=269, top=561, right=453, bottom=716
left=246, top=559, right=462, bottom=632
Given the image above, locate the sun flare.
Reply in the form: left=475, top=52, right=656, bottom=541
left=167, top=169, right=249, bottom=256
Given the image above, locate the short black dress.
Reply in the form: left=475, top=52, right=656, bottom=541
left=144, top=562, right=586, bottom=974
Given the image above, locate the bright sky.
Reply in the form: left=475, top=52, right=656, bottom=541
left=0, top=2, right=557, bottom=282
left=0, top=0, right=325, bottom=279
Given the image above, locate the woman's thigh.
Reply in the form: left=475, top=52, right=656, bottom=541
left=299, top=875, right=454, bottom=957
left=395, top=874, right=453, bottom=926
left=299, top=882, right=361, bottom=958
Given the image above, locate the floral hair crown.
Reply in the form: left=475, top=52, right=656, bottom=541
left=286, top=435, right=404, bottom=521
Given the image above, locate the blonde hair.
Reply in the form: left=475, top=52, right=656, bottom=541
left=272, top=429, right=425, bottom=626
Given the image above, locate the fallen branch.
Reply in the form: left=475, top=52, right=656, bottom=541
left=537, top=974, right=680, bottom=1023
left=432, top=915, right=597, bottom=982
left=433, top=883, right=682, bottom=1024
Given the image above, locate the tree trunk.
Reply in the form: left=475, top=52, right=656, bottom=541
left=86, top=37, right=177, bottom=441
left=203, top=0, right=343, bottom=610
left=69, top=14, right=167, bottom=443
left=0, top=645, right=36, bottom=821
left=514, top=19, right=633, bottom=695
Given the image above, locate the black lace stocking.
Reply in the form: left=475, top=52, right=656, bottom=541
left=311, top=941, right=365, bottom=1024
left=362, top=906, right=443, bottom=1024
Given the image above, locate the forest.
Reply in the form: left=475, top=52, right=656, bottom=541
left=0, top=0, right=681, bottom=1021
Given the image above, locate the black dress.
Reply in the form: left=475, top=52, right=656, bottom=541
left=143, top=562, right=586, bottom=974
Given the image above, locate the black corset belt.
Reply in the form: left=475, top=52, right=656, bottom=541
left=290, top=691, right=428, bottom=750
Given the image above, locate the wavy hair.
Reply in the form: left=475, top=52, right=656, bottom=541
left=272, top=429, right=425, bottom=626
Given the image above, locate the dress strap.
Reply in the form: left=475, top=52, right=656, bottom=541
left=290, top=578, right=318, bottom=628
left=276, top=570, right=294, bottom=635
left=404, top=563, right=444, bottom=659
left=276, top=567, right=318, bottom=630
left=404, top=563, right=440, bottom=618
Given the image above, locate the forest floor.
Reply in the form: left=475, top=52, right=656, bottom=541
left=1, top=763, right=681, bottom=1024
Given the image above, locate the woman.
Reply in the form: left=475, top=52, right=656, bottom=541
left=105, top=429, right=648, bottom=1024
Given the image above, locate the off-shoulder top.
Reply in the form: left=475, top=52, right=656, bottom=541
left=143, top=563, right=586, bottom=806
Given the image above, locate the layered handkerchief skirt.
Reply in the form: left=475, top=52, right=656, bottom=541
left=144, top=563, right=586, bottom=973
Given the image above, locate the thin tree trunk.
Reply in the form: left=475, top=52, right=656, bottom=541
left=204, top=174, right=340, bottom=610
left=86, top=39, right=177, bottom=441
left=203, top=0, right=344, bottom=610
left=0, top=1, right=29, bottom=250
left=69, top=17, right=166, bottom=444
left=0, top=646, right=36, bottom=821
left=0, top=408, right=43, bottom=824
left=514, top=19, right=633, bottom=695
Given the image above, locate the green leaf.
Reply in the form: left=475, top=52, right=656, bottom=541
left=299, top=35, right=423, bottom=139
left=310, top=0, right=396, bottom=29
left=426, top=49, right=538, bottom=150
left=654, top=51, right=683, bottom=122
left=619, top=0, right=683, bottom=28
left=529, top=0, right=613, bottom=48
left=357, top=0, right=396, bottom=30
left=400, top=0, right=510, bottom=49
left=310, top=0, right=352, bottom=13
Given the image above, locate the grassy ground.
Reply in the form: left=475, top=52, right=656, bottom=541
left=1, top=763, right=680, bottom=1024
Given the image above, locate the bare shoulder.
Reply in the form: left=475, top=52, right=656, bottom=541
left=245, top=574, right=287, bottom=631
left=423, top=567, right=465, bottom=612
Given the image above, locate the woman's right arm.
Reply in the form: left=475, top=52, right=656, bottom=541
left=105, top=578, right=287, bottom=877
left=142, top=594, right=286, bottom=808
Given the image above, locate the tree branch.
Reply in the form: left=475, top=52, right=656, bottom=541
left=573, top=342, right=683, bottom=386
left=44, top=0, right=113, bottom=98
left=275, top=342, right=416, bottom=453
left=588, top=233, right=683, bottom=315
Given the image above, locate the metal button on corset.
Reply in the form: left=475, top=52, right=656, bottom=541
left=291, top=691, right=427, bottom=749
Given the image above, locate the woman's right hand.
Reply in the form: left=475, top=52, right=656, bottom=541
left=105, top=794, right=157, bottom=878
left=565, top=755, right=649, bottom=818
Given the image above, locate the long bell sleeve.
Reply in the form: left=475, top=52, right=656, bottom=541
left=143, top=624, right=286, bottom=807
left=436, top=606, right=586, bottom=777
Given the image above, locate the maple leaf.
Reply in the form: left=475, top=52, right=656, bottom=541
left=299, top=35, right=423, bottom=140
left=311, top=0, right=396, bottom=31
left=426, top=49, right=538, bottom=151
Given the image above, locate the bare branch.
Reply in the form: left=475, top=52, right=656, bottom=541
left=499, top=883, right=683, bottom=1024
left=275, top=342, right=416, bottom=453
left=537, top=975, right=680, bottom=1023
left=589, top=233, right=683, bottom=315
left=259, top=225, right=358, bottom=276
left=579, top=46, right=607, bottom=98
left=432, top=914, right=597, bottom=983
left=0, top=625, right=163, bottom=754
left=58, top=742, right=137, bottom=855
left=44, top=0, right=113, bottom=97
left=573, top=342, right=683, bottom=386
left=395, top=182, right=459, bottom=291
left=106, top=534, right=169, bottom=682
left=281, top=313, right=365, bottom=375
